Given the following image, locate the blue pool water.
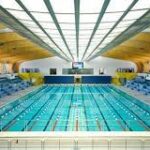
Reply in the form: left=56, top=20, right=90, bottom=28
left=0, top=85, right=150, bottom=131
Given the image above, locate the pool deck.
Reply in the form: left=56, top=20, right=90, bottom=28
left=0, top=131, right=150, bottom=139
left=0, top=85, right=41, bottom=108
left=114, top=85, right=150, bottom=106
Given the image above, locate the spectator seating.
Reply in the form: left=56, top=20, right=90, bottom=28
left=125, top=76, right=150, bottom=95
left=0, top=76, right=31, bottom=98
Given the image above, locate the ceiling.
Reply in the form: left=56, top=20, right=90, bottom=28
left=0, top=0, right=150, bottom=62
left=102, top=31, right=150, bottom=63
left=0, top=23, right=53, bottom=63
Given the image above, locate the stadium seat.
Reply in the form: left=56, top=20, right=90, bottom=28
left=0, top=76, right=31, bottom=99
left=125, top=76, right=150, bottom=96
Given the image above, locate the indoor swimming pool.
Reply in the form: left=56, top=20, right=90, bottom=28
left=0, top=85, right=150, bottom=131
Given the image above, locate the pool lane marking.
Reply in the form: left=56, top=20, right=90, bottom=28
left=26, top=93, right=57, bottom=131
left=137, top=120, right=150, bottom=131
left=48, top=86, right=66, bottom=131
left=81, top=85, right=89, bottom=131
left=96, top=86, right=131, bottom=131
left=83, top=86, right=102, bottom=131
left=2, top=92, right=46, bottom=131
left=22, top=87, right=57, bottom=131
left=87, top=85, right=110, bottom=131
left=28, top=120, right=37, bottom=131
left=0, top=87, right=43, bottom=118
left=66, top=85, right=75, bottom=131
left=25, top=87, right=60, bottom=131
left=0, top=86, right=42, bottom=109
left=111, top=86, right=150, bottom=114
left=3, top=120, right=17, bottom=131
left=47, top=91, right=66, bottom=131
left=117, top=120, right=128, bottom=131
left=50, top=88, right=71, bottom=131
left=109, top=87, right=150, bottom=131
left=96, top=119, right=101, bottom=131
left=43, top=87, right=68, bottom=131
left=105, top=86, right=150, bottom=131
left=76, top=118, right=78, bottom=131
left=2, top=87, right=50, bottom=131
left=52, top=119, right=58, bottom=131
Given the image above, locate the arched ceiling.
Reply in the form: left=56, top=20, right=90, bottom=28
left=102, top=31, right=150, bottom=64
left=0, top=23, right=53, bottom=63
left=0, top=0, right=150, bottom=62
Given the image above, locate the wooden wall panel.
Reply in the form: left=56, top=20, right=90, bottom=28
left=103, top=32, right=150, bottom=72
left=0, top=23, right=54, bottom=66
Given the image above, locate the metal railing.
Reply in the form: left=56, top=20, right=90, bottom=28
left=0, top=138, right=149, bottom=150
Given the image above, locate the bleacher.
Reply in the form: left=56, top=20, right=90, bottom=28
left=0, top=76, right=31, bottom=98
left=125, top=76, right=150, bottom=95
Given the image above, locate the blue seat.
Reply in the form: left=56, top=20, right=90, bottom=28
left=125, top=76, right=150, bottom=96
left=0, top=76, right=31, bottom=99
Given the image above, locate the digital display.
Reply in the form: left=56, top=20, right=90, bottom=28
left=72, top=62, right=84, bottom=69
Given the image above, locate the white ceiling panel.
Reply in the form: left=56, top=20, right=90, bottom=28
left=0, top=0, right=149, bottom=61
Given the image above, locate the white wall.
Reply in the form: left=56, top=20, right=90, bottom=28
left=19, top=56, right=137, bottom=76
left=20, top=57, right=71, bottom=75
left=84, top=56, right=137, bottom=75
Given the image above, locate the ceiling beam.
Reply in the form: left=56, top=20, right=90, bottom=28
left=44, top=0, right=74, bottom=60
left=0, top=5, right=68, bottom=61
left=94, top=9, right=150, bottom=58
left=86, top=0, right=139, bottom=61
left=15, top=0, right=71, bottom=61
left=81, top=0, right=110, bottom=60
left=74, top=0, right=80, bottom=59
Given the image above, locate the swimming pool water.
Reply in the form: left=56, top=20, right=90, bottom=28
left=0, top=85, right=150, bottom=131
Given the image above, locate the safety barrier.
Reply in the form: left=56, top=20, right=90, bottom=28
left=44, top=76, right=111, bottom=84
left=44, top=76, right=74, bottom=84
left=82, top=76, right=111, bottom=84
left=0, top=132, right=149, bottom=150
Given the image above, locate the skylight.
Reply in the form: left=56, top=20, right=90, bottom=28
left=0, top=0, right=149, bottom=61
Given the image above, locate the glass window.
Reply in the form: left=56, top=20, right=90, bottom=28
left=0, top=0, right=149, bottom=61
left=50, top=68, right=57, bottom=75
left=20, top=0, right=48, bottom=12
left=131, top=0, right=150, bottom=10
left=80, top=0, right=104, bottom=13
left=0, top=0, right=22, bottom=10
left=50, top=0, right=74, bottom=13
left=123, top=10, right=148, bottom=20
left=106, top=0, right=133, bottom=12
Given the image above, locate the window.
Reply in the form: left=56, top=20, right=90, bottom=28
left=99, top=68, right=104, bottom=74
left=50, top=68, right=57, bottom=75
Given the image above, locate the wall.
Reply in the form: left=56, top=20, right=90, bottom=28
left=135, top=61, right=150, bottom=73
left=19, top=56, right=137, bottom=76
left=143, top=61, right=150, bottom=72
left=19, top=57, right=71, bottom=75
left=0, top=63, right=13, bottom=74
left=84, top=56, right=137, bottom=75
